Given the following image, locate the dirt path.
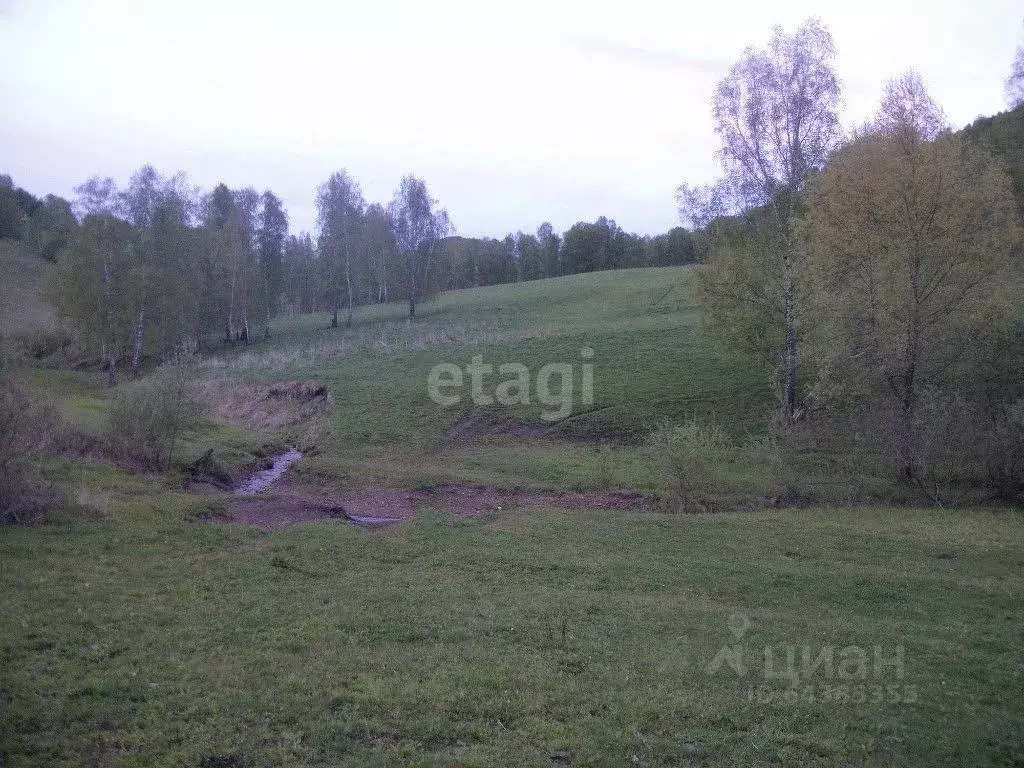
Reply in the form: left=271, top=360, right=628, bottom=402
left=223, top=482, right=654, bottom=529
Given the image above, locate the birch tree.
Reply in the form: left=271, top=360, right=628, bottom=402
left=361, top=203, right=395, bottom=304
left=257, top=190, right=288, bottom=334
left=316, top=171, right=365, bottom=328
left=678, top=18, right=842, bottom=421
left=1006, top=35, right=1024, bottom=109
left=387, top=175, right=452, bottom=319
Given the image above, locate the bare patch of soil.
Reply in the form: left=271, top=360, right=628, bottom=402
left=222, top=481, right=654, bottom=529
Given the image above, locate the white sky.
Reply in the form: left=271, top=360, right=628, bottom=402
left=1, top=0, right=1021, bottom=237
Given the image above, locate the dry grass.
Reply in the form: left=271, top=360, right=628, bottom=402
left=200, top=318, right=573, bottom=374
left=198, top=379, right=331, bottom=431
left=196, top=378, right=333, bottom=455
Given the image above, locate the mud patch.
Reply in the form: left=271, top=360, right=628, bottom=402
left=221, top=482, right=653, bottom=529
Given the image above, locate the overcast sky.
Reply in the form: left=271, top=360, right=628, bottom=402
left=2, top=0, right=1021, bottom=237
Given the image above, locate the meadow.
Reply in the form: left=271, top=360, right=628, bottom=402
left=2, top=264, right=1022, bottom=766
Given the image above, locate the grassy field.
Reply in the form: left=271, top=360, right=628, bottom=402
left=2, top=505, right=1022, bottom=766
left=2, top=265, right=1023, bottom=766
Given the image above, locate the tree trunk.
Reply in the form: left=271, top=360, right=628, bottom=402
left=130, top=308, right=145, bottom=377
left=103, top=342, right=117, bottom=388
left=331, top=306, right=338, bottom=328
left=409, top=295, right=416, bottom=319
left=101, top=261, right=116, bottom=387
left=226, top=271, right=237, bottom=343
left=781, top=259, right=798, bottom=421
left=344, top=255, right=354, bottom=329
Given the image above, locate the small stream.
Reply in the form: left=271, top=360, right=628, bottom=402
left=232, top=448, right=402, bottom=526
left=235, top=448, right=303, bottom=495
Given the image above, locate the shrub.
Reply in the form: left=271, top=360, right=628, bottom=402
left=0, top=379, right=64, bottom=524
left=905, top=389, right=987, bottom=506
left=982, top=398, right=1024, bottom=502
left=0, top=328, right=80, bottom=368
left=106, top=361, right=202, bottom=471
left=648, top=420, right=732, bottom=512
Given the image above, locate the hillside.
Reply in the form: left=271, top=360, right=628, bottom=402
left=197, top=266, right=778, bottom=494
left=0, top=238, right=54, bottom=337
left=961, top=103, right=1024, bottom=216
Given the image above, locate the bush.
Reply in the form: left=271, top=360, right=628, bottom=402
left=648, top=420, right=732, bottom=512
left=0, top=328, right=79, bottom=367
left=982, top=398, right=1024, bottom=502
left=107, top=361, right=202, bottom=471
left=0, top=379, right=64, bottom=524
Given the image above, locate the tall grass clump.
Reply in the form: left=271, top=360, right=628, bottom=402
left=107, top=360, right=202, bottom=471
left=648, top=419, right=732, bottom=512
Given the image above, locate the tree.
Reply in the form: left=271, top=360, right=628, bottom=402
left=387, top=175, right=451, bottom=319
left=64, top=177, right=131, bottom=385
left=645, top=227, right=699, bottom=266
left=679, top=18, right=842, bottom=421
left=202, top=184, right=257, bottom=344
left=799, top=78, right=1021, bottom=480
left=232, top=187, right=262, bottom=342
left=282, top=232, right=318, bottom=314
left=561, top=217, right=625, bottom=274
left=57, top=208, right=135, bottom=386
left=119, top=166, right=199, bottom=372
left=515, top=231, right=545, bottom=281
left=257, top=190, right=288, bottom=332
left=875, top=70, right=946, bottom=142
left=1007, top=34, right=1024, bottom=109
left=24, top=194, right=77, bottom=262
left=317, top=171, right=365, bottom=328
left=0, top=174, right=41, bottom=239
left=537, top=222, right=560, bottom=277
left=360, top=203, right=396, bottom=303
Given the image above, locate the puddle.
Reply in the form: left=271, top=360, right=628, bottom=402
left=235, top=448, right=303, bottom=494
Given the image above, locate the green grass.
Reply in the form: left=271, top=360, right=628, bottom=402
left=1, top=506, right=1021, bottom=766
left=203, top=267, right=776, bottom=495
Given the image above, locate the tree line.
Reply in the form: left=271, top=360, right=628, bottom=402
left=0, top=169, right=702, bottom=381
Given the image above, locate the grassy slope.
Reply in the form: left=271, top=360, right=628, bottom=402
left=2, top=267, right=1022, bottom=765
left=206, top=268, right=777, bottom=493
left=0, top=239, right=54, bottom=336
